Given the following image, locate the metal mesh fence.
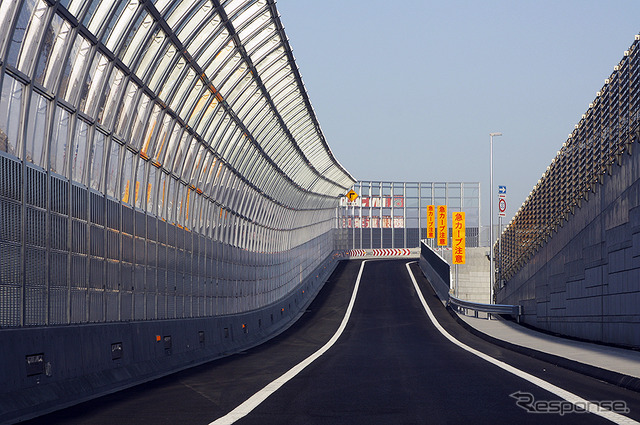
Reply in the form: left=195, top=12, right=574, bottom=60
left=497, top=35, right=640, bottom=282
left=337, top=181, right=481, bottom=250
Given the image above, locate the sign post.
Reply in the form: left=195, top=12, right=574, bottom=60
left=452, top=212, right=465, bottom=298
left=497, top=186, right=507, bottom=287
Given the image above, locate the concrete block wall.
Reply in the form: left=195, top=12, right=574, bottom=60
left=442, top=247, right=490, bottom=304
left=497, top=145, right=640, bottom=348
left=0, top=256, right=340, bottom=424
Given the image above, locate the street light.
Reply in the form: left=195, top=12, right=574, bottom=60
left=489, top=132, right=502, bottom=304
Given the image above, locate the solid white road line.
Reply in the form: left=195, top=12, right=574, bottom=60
left=210, top=260, right=368, bottom=425
left=405, top=261, right=639, bottom=425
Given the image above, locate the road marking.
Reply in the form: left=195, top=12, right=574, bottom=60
left=405, top=261, right=639, bottom=425
left=210, top=260, right=367, bottom=425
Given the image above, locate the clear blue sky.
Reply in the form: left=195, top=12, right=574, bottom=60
left=276, top=0, right=640, bottom=225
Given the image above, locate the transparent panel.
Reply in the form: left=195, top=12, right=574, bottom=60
left=98, top=66, right=125, bottom=128
left=185, top=14, right=221, bottom=59
left=59, top=35, right=92, bottom=106
left=103, top=0, right=140, bottom=53
left=223, top=0, right=246, bottom=17
left=157, top=170, right=169, bottom=217
left=251, top=36, right=282, bottom=69
left=212, top=52, right=242, bottom=90
left=115, top=80, right=139, bottom=138
left=134, top=157, right=147, bottom=209
left=71, top=119, right=89, bottom=184
left=80, top=50, right=109, bottom=117
left=203, top=108, right=226, bottom=145
left=171, top=133, right=192, bottom=175
left=225, top=68, right=252, bottom=106
left=0, top=75, right=24, bottom=159
left=120, top=12, right=154, bottom=68
left=121, top=148, right=135, bottom=204
left=196, top=27, right=228, bottom=71
left=162, top=124, right=183, bottom=170
left=169, top=66, right=196, bottom=114
left=205, top=40, right=234, bottom=85
left=25, top=91, right=48, bottom=167
left=135, top=29, right=165, bottom=82
left=196, top=151, right=213, bottom=189
left=244, top=23, right=276, bottom=56
left=105, top=140, right=122, bottom=198
left=89, top=129, right=105, bottom=190
left=49, top=105, right=71, bottom=176
left=0, top=0, right=20, bottom=57
left=231, top=0, right=265, bottom=30
left=152, top=0, right=172, bottom=15
left=146, top=164, right=157, bottom=212
left=188, top=89, right=213, bottom=129
left=181, top=139, right=200, bottom=180
left=179, top=78, right=204, bottom=122
left=237, top=8, right=269, bottom=43
left=130, top=93, right=152, bottom=149
left=65, top=0, right=90, bottom=18
left=176, top=1, right=214, bottom=45
left=149, top=42, right=177, bottom=93
left=141, top=104, right=161, bottom=159
left=6, top=0, right=39, bottom=68
left=16, top=0, right=49, bottom=77
left=158, top=55, right=186, bottom=102
left=85, top=0, right=115, bottom=36
left=166, top=177, right=176, bottom=221
left=36, top=16, right=72, bottom=92
left=165, top=0, right=199, bottom=30
left=151, top=113, right=173, bottom=166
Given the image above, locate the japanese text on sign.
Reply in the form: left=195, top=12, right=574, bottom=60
left=426, top=205, right=435, bottom=239
left=452, top=212, right=465, bottom=264
left=437, top=205, right=447, bottom=246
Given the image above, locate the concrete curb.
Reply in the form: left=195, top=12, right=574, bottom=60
left=447, top=307, right=640, bottom=394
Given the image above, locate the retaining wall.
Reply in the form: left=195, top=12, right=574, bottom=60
left=497, top=144, right=640, bottom=348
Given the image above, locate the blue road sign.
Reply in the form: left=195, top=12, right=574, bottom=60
left=498, top=185, right=507, bottom=195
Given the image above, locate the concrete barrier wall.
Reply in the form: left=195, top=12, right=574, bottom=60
left=0, top=256, right=340, bottom=424
left=419, top=242, right=450, bottom=304
left=497, top=144, right=640, bottom=349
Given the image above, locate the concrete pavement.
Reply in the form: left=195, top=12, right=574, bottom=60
left=454, top=312, right=640, bottom=391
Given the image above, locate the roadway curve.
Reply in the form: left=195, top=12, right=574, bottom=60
left=24, top=260, right=640, bottom=424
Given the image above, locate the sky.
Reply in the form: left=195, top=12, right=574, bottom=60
left=275, top=0, right=640, bottom=225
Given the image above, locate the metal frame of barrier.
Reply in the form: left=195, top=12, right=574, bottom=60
left=449, top=296, right=522, bottom=322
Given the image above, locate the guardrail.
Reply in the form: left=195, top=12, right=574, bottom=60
left=449, top=296, right=522, bottom=322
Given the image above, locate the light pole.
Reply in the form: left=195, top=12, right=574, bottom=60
left=489, top=132, right=502, bottom=304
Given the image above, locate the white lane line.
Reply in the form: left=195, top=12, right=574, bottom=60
left=210, top=260, right=367, bottom=425
left=405, top=261, right=639, bottom=425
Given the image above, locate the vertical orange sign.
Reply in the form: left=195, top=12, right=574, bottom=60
left=437, top=205, right=447, bottom=246
left=452, top=212, right=466, bottom=264
left=426, top=205, right=435, bottom=239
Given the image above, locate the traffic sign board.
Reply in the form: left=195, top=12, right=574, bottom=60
left=498, top=185, right=507, bottom=196
left=346, top=190, right=359, bottom=202
left=498, top=198, right=507, bottom=217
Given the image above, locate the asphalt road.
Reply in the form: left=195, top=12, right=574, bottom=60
left=24, top=260, right=640, bottom=424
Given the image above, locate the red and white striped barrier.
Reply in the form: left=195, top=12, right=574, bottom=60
left=372, top=249, right=412, bottom=256
left=345, top=249, right=367, bottom=257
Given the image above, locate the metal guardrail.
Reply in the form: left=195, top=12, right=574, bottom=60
left=449, top=296, right=522, bottom=322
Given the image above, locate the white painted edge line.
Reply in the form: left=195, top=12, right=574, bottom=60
left=405, top=261, right=639, bottom=425
left=209, top=260, right=368, bottom=425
